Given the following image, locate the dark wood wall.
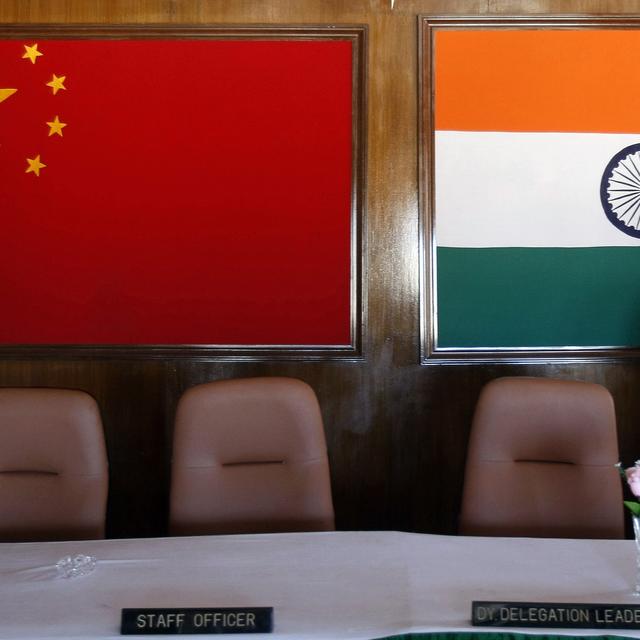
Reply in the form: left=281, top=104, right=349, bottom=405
left=2, top=0, right=640, bottom=539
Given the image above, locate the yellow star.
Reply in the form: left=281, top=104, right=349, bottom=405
left=25, top=155, right=46, bottom=177
left=46, top=74, right=66, bottom=95
left=0, top=88, right=17, bottom=104
left=46, top=116, right=67, bottom=137
left=22, top=43, right=43, bottom=64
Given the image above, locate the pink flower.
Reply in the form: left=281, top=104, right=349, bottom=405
left=626, top=466, right=640, bottom=498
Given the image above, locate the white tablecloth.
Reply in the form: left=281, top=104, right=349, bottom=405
left=0, top=531, right=638, bottom=639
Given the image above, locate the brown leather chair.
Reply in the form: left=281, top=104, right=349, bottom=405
left=0, top=388, right=109, bottom=542
left=459, top=377, right=624, bottom=539
left=169, top=377, right=335, bottom=535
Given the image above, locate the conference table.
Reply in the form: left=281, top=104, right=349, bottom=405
left=1, top=531, right=640, bottom=639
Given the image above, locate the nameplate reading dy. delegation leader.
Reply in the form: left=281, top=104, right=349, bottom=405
left=472, top=601, right=640, bottom=630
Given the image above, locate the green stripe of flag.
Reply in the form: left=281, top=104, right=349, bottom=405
left=373, top=635, right=631, bottom=640
left=436, top=247, right=640, bottom=349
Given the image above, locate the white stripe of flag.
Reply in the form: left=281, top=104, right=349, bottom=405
left=435, top=130, right=640, bottom=248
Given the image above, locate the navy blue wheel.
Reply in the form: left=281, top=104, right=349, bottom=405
left=601, top=143, right=640, bottom=239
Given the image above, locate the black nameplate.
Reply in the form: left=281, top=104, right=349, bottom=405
left=472, top=601, right=640, bottom=630
left=121, top=607, right=273, bottom=635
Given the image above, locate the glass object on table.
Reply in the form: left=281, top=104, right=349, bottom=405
left=55, top=554, right=96, bottom=578
left=633, top=516, right=640, bottom=596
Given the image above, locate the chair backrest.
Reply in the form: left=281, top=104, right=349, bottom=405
left=0, top=388, right=109, bottom=542
left=459, top=377, right=624, bottom=539
left=169, top=377, right=335, bottom=535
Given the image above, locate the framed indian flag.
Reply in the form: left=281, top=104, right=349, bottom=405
left=0, top=25, right=366, bottom=360
left=420, top=15, right=640, bottom=363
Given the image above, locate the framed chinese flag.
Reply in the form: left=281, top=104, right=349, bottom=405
left=420, top=16, right=640, bottom=363
left=0, top=25, right=366, bottom=359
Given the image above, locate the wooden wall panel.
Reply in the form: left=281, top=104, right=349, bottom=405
left=2, top=0, right=640, bottom=538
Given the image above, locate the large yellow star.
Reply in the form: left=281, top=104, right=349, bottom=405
left=0, top=88, right=17, bottom=104
left=26, top=155, right=46, bottom=177
left=46, top=74, right=66, bottom=95
left=46, top=115, right=67, bottom=137
left=22, top=43, right=43, bottom=64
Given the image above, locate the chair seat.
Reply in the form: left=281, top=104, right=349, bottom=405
left=459, top=377, right=624, bottom=539
left=169, top=377, right=335, bottom=536
left=0, top=388, right=109, bottom=542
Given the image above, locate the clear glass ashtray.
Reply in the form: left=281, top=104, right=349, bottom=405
left=55, top=554, right=97, bottom=578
